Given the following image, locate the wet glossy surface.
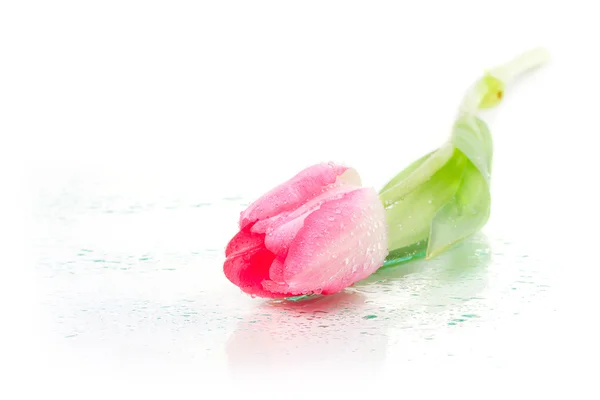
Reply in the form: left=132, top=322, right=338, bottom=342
left=28, top=162, right=595, bottom=384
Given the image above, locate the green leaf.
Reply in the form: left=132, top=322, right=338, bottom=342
left=378, top=47, right=549, bottom=264
left=379, top=143, right=454, bottom=205
left=379, top=149, right=436, bottom=194
left=427, top=157, right=490, bottom=258
left=381, top=148, right=466, bottom=258
left=451, top=115, right=493, bottom=185
left=426, top=115, right=493, bottom=259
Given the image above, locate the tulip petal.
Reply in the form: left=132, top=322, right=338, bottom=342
left=263, top=213, right=309, bottom=258
left=224, top=241, right=292, bottom=298
left=223, top=227, right=291, bottom=297
left=239, top=163, right=352, bottom=229
left=225, top=226, right=264, bottom=258
left=268, top=257, right=286, bottom=283
left=273, top=188, right=387, bottom=295
left=260, top=184, right=359, bottom=257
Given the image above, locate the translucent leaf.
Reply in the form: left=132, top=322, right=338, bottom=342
left=425, top=115, right=493, bottom=258
left=427, top=158, right=490, bottom=258
left=378, top=47, right=548, bottom=266
left=379, top=150, right=436, bottom=194
left=379, top=144, right=454, bottom=205
left=451, top=115, right=493, bottom=185
left=381, top=149, right=466, bottom=263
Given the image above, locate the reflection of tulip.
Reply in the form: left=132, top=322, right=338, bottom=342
left=227, top=292, right=389, bottom=376
left=224, top=163, right=387, bottom=298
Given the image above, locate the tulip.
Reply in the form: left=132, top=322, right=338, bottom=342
left=379, top=48, right=550, bottom=267
left=224, top=163, right=388, bottom=298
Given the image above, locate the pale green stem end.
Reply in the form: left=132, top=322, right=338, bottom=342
left=459, top=47, right=550, bottom=115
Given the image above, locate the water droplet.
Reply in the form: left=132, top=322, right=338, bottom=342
left=428, top=199, right=432, bottom=204
left=327, top=216, right=335, bottom=221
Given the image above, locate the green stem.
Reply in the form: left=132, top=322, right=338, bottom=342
left=487, top=47, right=550, bottom=85
left=459, top=47, right=550, bottom=115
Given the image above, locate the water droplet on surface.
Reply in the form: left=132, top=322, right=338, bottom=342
left=428, top=199, right=432, bottom=204
left=327, top=216, right=335, bottom=221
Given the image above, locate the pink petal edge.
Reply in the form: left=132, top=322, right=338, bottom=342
left=239, top=163, right=351, bottom=230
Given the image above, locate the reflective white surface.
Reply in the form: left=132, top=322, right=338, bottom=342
left=27, top=155, right=597, bottom=390
left=7, top=0, right=600, bottom=397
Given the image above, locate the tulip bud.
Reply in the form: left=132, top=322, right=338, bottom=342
left=224, top=163, right=388, bottom=298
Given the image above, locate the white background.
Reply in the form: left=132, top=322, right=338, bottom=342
left=2, top=0, right=600, bottom=398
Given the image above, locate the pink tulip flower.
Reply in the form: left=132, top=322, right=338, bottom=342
left=224, top=162, right=388, bottom=298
